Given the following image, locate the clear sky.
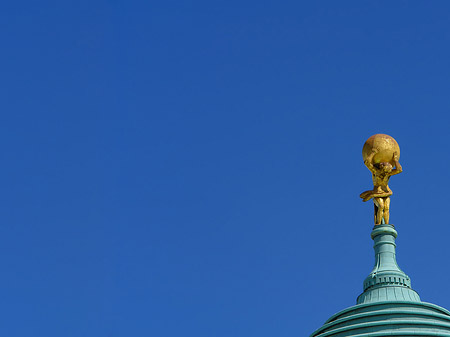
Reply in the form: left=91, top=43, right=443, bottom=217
left=2, top=1, right=450, bottom=336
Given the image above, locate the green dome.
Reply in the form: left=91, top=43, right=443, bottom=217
left=310, top=224, right=450, bottom=336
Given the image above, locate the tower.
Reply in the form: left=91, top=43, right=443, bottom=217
left=310, top=134, right=450, bottom=336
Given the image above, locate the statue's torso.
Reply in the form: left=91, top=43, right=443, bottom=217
left=372, top=172, right=391, bottom=193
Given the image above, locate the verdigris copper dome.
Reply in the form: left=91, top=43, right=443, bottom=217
left=310, top=224, right=450, bottom=336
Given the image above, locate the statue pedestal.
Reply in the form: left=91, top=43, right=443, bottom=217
left=357, top=224, right=420, bottom=304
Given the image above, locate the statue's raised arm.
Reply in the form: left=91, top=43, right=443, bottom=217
left=389, top=151, right=402, bottom=176
left=364, top=148, right=378, bottom=174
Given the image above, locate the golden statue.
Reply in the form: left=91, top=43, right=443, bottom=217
left=360, top=134, right=402, bottom=225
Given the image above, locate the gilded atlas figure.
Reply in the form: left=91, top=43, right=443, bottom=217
left=360, top=134, right=403, bottom=225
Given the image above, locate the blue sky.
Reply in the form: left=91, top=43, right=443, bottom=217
left=2, top=1, right=450, bottom=336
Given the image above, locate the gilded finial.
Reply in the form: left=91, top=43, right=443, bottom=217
left=360, top=134, right=402, bottom=225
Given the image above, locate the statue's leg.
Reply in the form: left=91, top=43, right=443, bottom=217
left=374, top=197, right=384, bottom=225
left=374, top=202, right=378, bottom=224
left=383, top=197, right=390, bottom=224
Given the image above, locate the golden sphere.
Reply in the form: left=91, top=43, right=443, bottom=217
left=362, top=134, right=400, bottom=165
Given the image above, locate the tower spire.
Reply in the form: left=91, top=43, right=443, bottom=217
left=310, top=134, right=450, bottom=336
left=357, top=224, right=420, bottom=304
